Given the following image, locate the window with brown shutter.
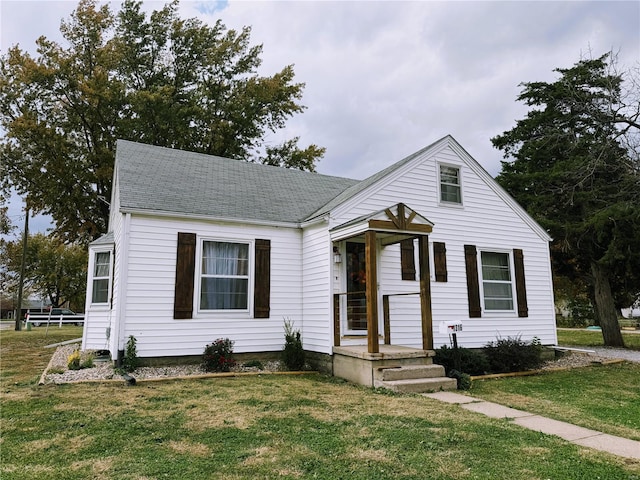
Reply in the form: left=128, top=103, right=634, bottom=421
left=513, top=249, right=528, bottom=317
left=464, top=244, right=482, bottom=318
left=400, top=238, right=416, bottom=281
left=174, top=232, right=196, bottom=319
left=254, top=239, right=271, bottom=318
left=433, top=242, right=448, bottom=282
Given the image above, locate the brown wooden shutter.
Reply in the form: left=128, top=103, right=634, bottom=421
left=254, top=239, right=271, bottom=318
left=513, top=248, right=528, bottom=317
left=433, top=242, right=448, bottom=282
left=174, top=232, right=196, bottom=319
left=464, top=244, right=481, bottom=318
left=400, top=238, right=416, bottom=281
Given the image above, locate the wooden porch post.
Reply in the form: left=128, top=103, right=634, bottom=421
left=418, top=235, right=434, bottom=350
left=365, top=230, right=379, bottom=353
left=333, top=294, right=341, bottom=347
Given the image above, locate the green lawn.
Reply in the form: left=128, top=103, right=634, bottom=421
left=470, top=362, right=640, bottom=441
left=1, top=328, right=639, bottom=479
left=557, top=328, right=640, bottom=350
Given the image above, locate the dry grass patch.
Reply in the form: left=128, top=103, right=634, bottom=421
left=167, top=439, right=211, bottom=457
left=348, top=447, right=391, bottom=463
left=70, top=457, right=115, bottom=479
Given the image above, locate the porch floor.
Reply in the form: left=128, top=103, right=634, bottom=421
left=333, top=344, right=435, bottom=361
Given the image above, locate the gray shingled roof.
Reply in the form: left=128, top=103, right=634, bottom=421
left=116, top=140, right=360, bottom=224
left=306, top=137, right=446, bottom=220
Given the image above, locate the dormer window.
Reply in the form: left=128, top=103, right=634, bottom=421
left=440, top=164, right=462, bottom=204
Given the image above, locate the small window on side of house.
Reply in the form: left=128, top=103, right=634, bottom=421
left=440, top=164, right=462, bottom=204
left=92, top=251, right=111, bottom=304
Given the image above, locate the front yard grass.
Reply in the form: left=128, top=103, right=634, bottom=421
left=557, top=328, right=640, bottom=350
left=2, top=328, right=639, bottom=479
left=470, top=362, right=640, bottom=441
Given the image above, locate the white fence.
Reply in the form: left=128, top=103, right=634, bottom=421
left=26, top=313, right=84, bottom=327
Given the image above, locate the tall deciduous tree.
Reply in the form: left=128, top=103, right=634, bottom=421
left=492, top=53, right=640, bottom=347
left=0, top=0, right=324, bottom=243
left=2, top=234, right=88, bottom=311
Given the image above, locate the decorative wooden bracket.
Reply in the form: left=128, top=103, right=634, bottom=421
left=369, top=203, right=432, bottom=234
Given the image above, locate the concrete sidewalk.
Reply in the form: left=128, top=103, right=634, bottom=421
left=424, top=391, right=640, bottom=460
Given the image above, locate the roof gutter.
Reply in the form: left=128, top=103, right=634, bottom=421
left=119, top=207, right=303, bottom=229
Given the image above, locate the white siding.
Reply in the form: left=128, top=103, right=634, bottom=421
left=330, top=141, right=556, bottom=348
left=82, top=208, right=122, bottom=353
left=301, top=222, right=333, bottom=354
left=120, top=215, right=303, bottom=358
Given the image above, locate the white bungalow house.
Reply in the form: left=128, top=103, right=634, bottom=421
left=82, top=136, right=556, bottom=386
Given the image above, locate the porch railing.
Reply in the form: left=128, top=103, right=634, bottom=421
left=333, top=291, right=419, bottom=347
left=333, top=291, right=366, bottom=347
left=382, top=293, right=420, bottom=346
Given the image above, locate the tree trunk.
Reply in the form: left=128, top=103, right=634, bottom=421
left=591, top=261, right=625, bottom=347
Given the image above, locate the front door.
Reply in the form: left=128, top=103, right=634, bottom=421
left=346, top=242, right=367, bottom=332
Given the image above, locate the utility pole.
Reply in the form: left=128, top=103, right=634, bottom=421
left=14, top=205, right=29, bottom=331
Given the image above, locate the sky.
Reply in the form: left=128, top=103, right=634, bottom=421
left=1, top=0, right=639, bottom=236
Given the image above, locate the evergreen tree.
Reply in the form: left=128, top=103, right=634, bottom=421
left=492, top=53, right=640, bottom=347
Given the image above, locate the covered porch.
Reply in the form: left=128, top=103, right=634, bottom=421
left=329, top=204, right=455, bottom=391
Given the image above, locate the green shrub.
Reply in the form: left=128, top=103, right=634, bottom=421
left=433, top=345, right=489, bottom=376
left=557, top=299, right=594, bottom=327
left=448, top=369, right=472, bottom=390
left=243, top=360, right=264, bottom=370
left=80, top=353, right=94, bottom=369
left=483, top=336, right=543, bottom=373
left=122, top=335, right=138, bottom=373
left=202, top=338, right=236, bottom=372
left=282, top=319, right=305, bottom=371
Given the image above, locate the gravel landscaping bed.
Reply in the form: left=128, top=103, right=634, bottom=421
left=41, top=343, right=624, bottom=385
left=43, top=343, right=284, bottom=384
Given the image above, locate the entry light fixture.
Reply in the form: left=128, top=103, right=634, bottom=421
left=333, top=246, right=342, bottom=264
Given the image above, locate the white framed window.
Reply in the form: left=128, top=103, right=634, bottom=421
left=199, top=240, right=250, bottom=311
left=480, top=251, right=514, bottom=311
left=439, top=164, right=462, bottom=204
left=91, top=250, right=112, bottom=304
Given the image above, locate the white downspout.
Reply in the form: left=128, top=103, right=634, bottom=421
left=115, top=213, right=132, bottom=364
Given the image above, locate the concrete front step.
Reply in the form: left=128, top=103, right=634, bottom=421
left=377, top=364, right=446, bottom=381
left=375, top=376, right=458, bottom=393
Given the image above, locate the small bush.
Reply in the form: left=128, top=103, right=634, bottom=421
left=80, top=354, right=94, bottom=369
left=483, top=336, right=543, bottom=373
left=243, top=360, right=264, bottom=370
left=433, top=345, right=489, bottom=376
left=448, top=369, right=472, bottom=390
left=67, top=350, right=81, bottom=370
left=558, top=298, right=594, bottom=327
left=282, top=319, right=305, bottom=371
left=67, top=350, right=95, bottom=371
left=122, top=335, right=138, bottom=373
left=202, top=338, right=236, bottom=372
